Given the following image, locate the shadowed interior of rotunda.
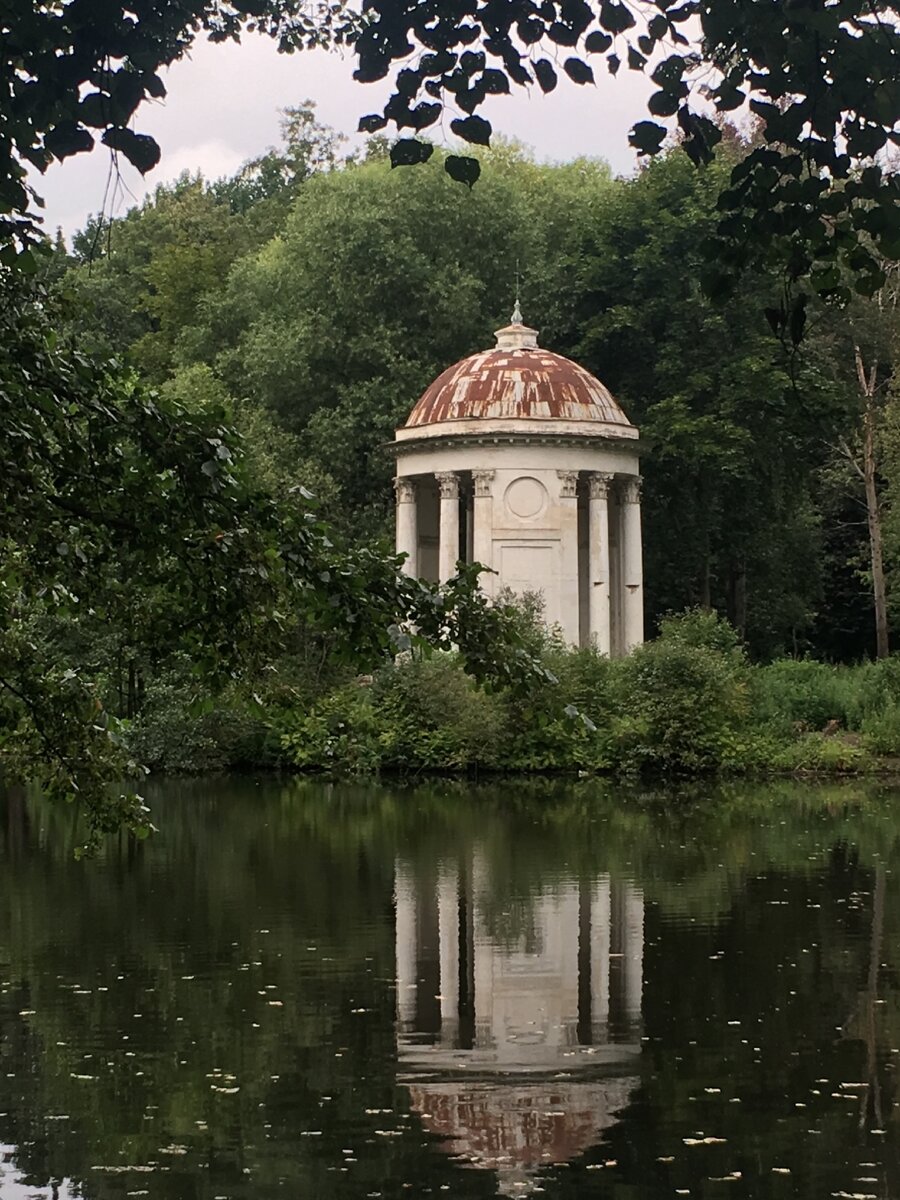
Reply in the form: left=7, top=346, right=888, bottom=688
left=394, top=857, right=645, bottom=1195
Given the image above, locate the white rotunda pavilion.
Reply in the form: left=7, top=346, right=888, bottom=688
left=392, top=311, right=644, bottom=654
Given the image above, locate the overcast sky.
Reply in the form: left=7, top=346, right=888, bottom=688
left=36, top=35, right=657, bottom=241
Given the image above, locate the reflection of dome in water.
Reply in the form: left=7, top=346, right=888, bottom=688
left=394, top=856, right=645, bottom=1194
left=408, top=1078, right=636, bottom=1196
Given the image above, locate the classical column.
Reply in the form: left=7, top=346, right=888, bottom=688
left=557, top=470, right=580, bottom=643
left=435, top=471, right=460, bottom=584
left=466, top=484, right=475, bottom=564
left=621, top=475, right=644, bottom=651
left=471, top=469, right=495, bottom=594
left=394, top=477, right=418, bottom=577
left=588, top=472, right=614, bottom=655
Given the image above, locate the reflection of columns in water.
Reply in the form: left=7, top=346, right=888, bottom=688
left=437, top=866, right=459, bottom=1044
left=457, top=857, right=476, bottom=1050
left=415, top=870, right=441, bottom=1035
left=623, top=882, right=644, bottom=1022
left=590, top=876, right=611, bottom=1041
left=577, top=877, right=643, bottom=1043
left=472, top=848, right=494, bottom=1049
left=395, top=860, right=442, bottom=1035
left=396, top=860, right=644, bottom=1196
left=395, top=863, right=417, bottom=1028
left=604, top=878, right=644, bottom=1030
left=395, top=859, right=644, bottom=1055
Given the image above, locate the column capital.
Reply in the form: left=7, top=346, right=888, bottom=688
left=556, top=469, right=578, bottom=499
left=621, top=475, right=642, bottom=505
left=435, top=471, right=460, bottom=500
left=472, top=469, right=495, bottom=498
left=394, top=477, right=416, bottom=504
left=588, top=471, right=616, bottom=501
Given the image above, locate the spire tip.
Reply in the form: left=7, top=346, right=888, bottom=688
left=511, top=256, right=523, bottom=324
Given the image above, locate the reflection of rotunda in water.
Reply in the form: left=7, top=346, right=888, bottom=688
left=394, top=853, right=644, bottom=1195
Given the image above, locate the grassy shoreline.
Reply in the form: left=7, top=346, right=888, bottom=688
left=128, top=611, right=900, bottom=781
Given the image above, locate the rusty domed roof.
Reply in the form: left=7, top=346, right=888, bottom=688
left=404, top=321, right=632, bottom=431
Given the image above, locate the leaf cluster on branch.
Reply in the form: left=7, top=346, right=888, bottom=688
left=1, top=0, right=359, bottom=255
left=355, top=0, right=899, bottom=298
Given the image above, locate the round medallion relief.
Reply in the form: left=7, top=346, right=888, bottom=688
left=505, top=476, right=547, bottom=520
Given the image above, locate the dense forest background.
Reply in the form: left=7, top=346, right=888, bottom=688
left=50, top=107, right=899, bottom=665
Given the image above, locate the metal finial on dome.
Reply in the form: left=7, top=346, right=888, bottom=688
left=495, top=260, right=538, bottom=348
left=511, top=257, right=523, bottom=324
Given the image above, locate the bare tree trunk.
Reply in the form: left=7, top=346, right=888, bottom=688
left=728, top=561, right=747, bottom=635
left=857, top=344, right=889, bottom=659
left=700, top=537, right=712, bottom=611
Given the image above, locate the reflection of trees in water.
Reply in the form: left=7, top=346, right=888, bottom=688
left=842, top=861, right=886, bottom=1133
left=1, top=778, right=900, bottom=1197
left=0, top=781, right=412, bottom=1200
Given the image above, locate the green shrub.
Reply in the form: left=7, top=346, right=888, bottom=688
left=718, top=729, right=792, bottom=773
left=374, top=654, right=507, bottom=770
left=848, top=656, right=900, bottom=728
left=751, top=659, right=854, bottom=736
left=499, top=701, right=612, bottom=772
left=498, top=646, right=614, bottom=771
left=552, top=646, right=615, bottom=715
left=280, top=681, right=382, bottom=774
left=280, top=655, right=509, bottom=774
left=656, top=607, right=746, bottom=657
left=128, top=674, right=271, bottom=772
left=611, top=611, right=750, bottom=774
left=261, top=604, right=900, bottom=780
left=860, top=701, right=900, bottom=755
left=772, top=733, right=870, bottom=773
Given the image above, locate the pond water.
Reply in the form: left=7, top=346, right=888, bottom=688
left=2, top=777, right=900, bottom=1199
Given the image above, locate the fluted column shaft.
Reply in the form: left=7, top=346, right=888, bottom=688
left=588, top=473, right=614, bottom=655
left=435, top=471, right=460, bottom=584
left=557, top=470, right=580, bottom=643
left=621, top=476, right=644, bottom=650
left=471, top=470, right=495, bottom=595
left=395, top=477, right=418, bottom=577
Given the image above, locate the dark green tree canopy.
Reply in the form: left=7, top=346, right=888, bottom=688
left=2, top=0, right=898, bottom=294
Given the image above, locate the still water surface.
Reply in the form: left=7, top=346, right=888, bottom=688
left=2, top=777, right=900, bottom=1198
